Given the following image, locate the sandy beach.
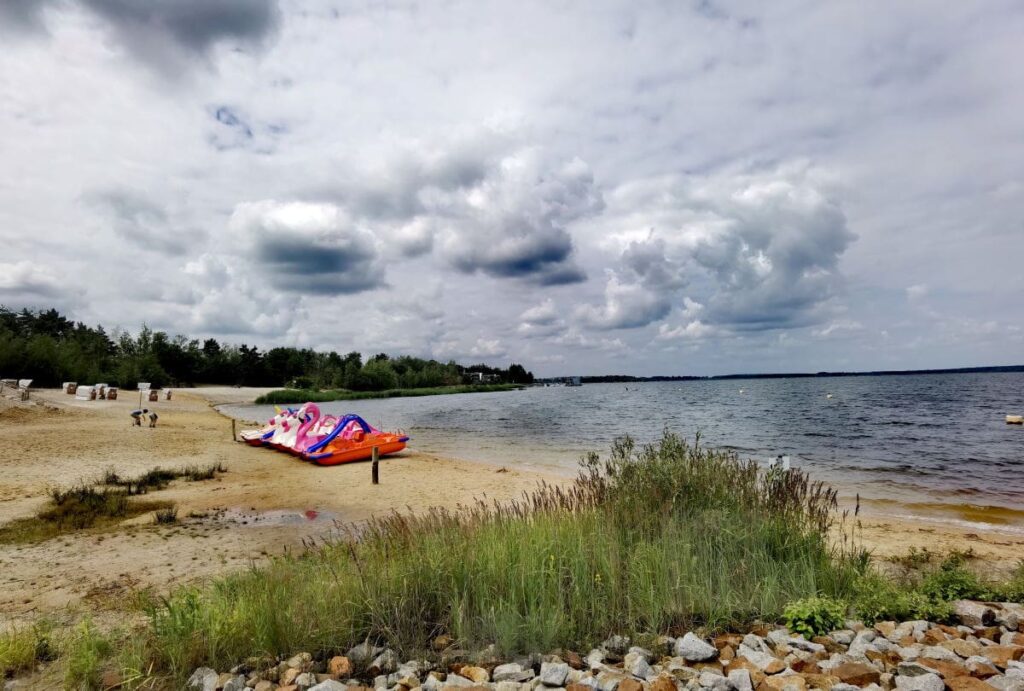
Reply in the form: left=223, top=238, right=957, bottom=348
left=1, top=387, right=1022, bottom=625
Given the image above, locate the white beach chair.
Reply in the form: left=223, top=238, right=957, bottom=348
left=75, top=385, right=96, bottom=401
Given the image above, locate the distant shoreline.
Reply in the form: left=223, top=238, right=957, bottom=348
left=252, top=383, right=525, bottom=405
left=554, top=364, right=1024, bottom=384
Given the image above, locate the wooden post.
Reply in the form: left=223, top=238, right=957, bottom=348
left=231, top=419, right=237, bottom=441
left=371, top=446, right=379, bottom=484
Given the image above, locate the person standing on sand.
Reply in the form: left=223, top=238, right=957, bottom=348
left=148, top=410, right=158, bottom=428
left=130, top=408, right=148, bottom=426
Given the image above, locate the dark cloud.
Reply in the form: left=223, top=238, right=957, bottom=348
left=1, top=0, right=281, bottom=70
left=86, top=189, right=202, bottom=256
left=230, top=201, right=386, bottom=295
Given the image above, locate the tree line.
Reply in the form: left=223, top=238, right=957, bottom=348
left=0, top=307, right=535, bottom=390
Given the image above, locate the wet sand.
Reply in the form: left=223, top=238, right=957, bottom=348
left=1, top=387, right=1022, bottom=626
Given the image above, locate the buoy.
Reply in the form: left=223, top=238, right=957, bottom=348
left=739, top=388, right=745, bottom=394
left=826, top=393, right=833, bottom=399
left=1007, top=415, right=1023, bottom=425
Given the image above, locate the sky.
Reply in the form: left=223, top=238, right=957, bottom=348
left=1, top=0, right=1022, bottom=377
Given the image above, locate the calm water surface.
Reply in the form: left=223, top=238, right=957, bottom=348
left=223, top=372, right=1024, bottom=530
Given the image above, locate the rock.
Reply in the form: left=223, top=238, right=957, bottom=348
left=964, top=656, right=999, bottom=678
left=461, top=667, right=489, bottom=684
left=744, top=636, right=772, bottom=654
left=281, top=669, right=301, bottom=687
left=942, top=640, right=983, bottom=658
left=587, top=650, right=606, bottom=671
left=758, top=675, right=806, bottom=691
left=619, top=679, right=644, bottom=691
left=369, top=650, right=399, bottom=676
left=921, top=658, right=969, bottom=679
left=604, top=636, right=632, bottom=658
left=897, top=663, right=936, bottom=677
left=568, top=684, right=598, bottom=691
left=494, top=664, right=533, bottom=683
left=541, top=662, right=571, bottom=687
left=327, top=657, right=353, bottom=678
left=501, top=684, right=530, bottom=691
left=1003, top=635, right=1024, bottom=647
left=918, top=646, right=960, bottom=663
left=894, top=673, right=944, bottom=691
left=987, top=646, right=1024, bottom=669
left=308, top=682, right=347, bottom=691
left=625, top=652, right=652, bottom=679
left=287, top=654, right=313, bottom=670
left=596, top=671, right=628, bottom=691
left=651, top=676, right=679, bottom=691
left=698, top=671, right=731, bottom=690
left=986, top=677, right=1024, bottom=691
left=728, top=670, right=753, bottom=691
left=953, top=602, right=996, bottom=628
left=443, top=674, right=474, bottom=687
left=802, top=673, right=841, bottom=690
left=348, top=644, right=385, bottom=669
left=944, top=677, right=992, bottom=691
left=222, top=676, right=247, bottom=691
left=253, top=682, right=277, bottom=691
left=677, top=634, right=719, bottom=662
left=830, top=685, right=859, bottom=691
left=996, top=605, right=1024, bottom=632
left=737, top=647, right=785, bottom=675
left=832, top=662, right=881, bottom=687
left=768, top=631, right=793, bottom=649
left=830, top=632, right=855, bottom=647
left=294, top=672, right=317, bottom=689
left=788, top=638, right=826, bottom=655
left=187, top=668, right=219, bottom=691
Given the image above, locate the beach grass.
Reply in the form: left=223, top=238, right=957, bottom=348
left=0, top=623, right=54, bottom=679
left=133, top=432, right=864, bottom=679
left=0, top=463, right=226, bottom=545
left=254, top=383, right=524, bottom=405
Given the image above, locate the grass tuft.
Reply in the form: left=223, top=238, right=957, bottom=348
left=154, top=506, right=178, bottom=525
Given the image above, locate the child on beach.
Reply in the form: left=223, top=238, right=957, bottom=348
left=148, top=411, right=159, bottom=428
left=130, top=408, right=148, bottom=426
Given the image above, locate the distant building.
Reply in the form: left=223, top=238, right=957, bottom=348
left=467, top=371, right=501, bottom=383
left=566, top=376, right=582, bottom=386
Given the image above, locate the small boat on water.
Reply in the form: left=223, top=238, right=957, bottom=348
left=238, top=404, right=409, bottom=465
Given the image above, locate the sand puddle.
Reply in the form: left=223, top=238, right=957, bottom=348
left=212, top=507, right=339, bottom=527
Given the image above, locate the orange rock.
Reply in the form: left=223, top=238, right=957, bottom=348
left=945, top=677, right=993, bottom=691
left=975, top=627, right=1001, bottom=642
left=461, top=667, right=490, bottom=683
left=802, top=673, right=841, bottom=690
left=831, top=662, right=881, bottom=687
left=619, top=679, right=644, bottom=691
left=938, top=625, right=963, bottom=639
left=758, top=674, right=807, bottom=691
left=278, top=686, right=298, bottom=691
left=922, top=629, right=949, bottom=646
left=650, top=676, right=678, bottom=691
left=918, top=658, right=967, bottom=679
left=789, top=659, right=819, bottom=674
left=329, top=656, right=353, bottom=678
left=941, top=640, right=982, bottom=658
left=1004, top=633, right=1024, bottom=646
left=694, top=662, right=726, bottom=673
left=715, top=635, right=744, bottom=649
left=720, top=645, right=736, bottom=662
left=281, top=669, right=300, bottom=686
left=984, top=645, right=1024, bottom=669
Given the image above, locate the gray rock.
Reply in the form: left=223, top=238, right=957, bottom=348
left=373, top=674, right=389, bottom=690
left=422, top=675, right=443, bottom=691
left=953, top=601, right=996, bottom=627
left=727, top=669, right=753, bottom=691
left=997, top=603, right=1024, bottom=630
left=604, top=635, right=631, bottom=657
left=187, top=667, right=218, bottom=691
left=831, top=685, right=860, bottom=691
left=919, top=646, right=959, bottom=662
left=897, top=646, right=921, bottom=661
left=894, top=673, right=944, bottom=691
left=444, top=674, right=474, bottom=687
left=573, top=675, right=601, bottom=690
left=371, top=649, right=399, bottom=675
left=987, top=677, right=1024, bottom=691
left=586, top=649, right=606, bottom=671
left=676, top=633, right=718, bottom=661
left=966, top=656, right=1000, bottom=676
left=767, top=630, right=792, bottom=648
left=494, top=663, right=534, bottom=683
left=540, top=662, right=570, bottom=687
left=737, top=645, right=782, bottom=673
left=855, top=630, right=878, bottom=644
left=699, top=671, right=732, bottom=691
left=624, top=651, right=652, bottom=679
left=1008, top=669, right=1024, bottom=681
left=348, top=642, right=385, bottom=668
left=897, top=662, right=936, bottom=677
left=741, top=634, right=770, bottom=654
left=295, top=672, right=318, bottom=689
left=788, top=636, right=825, bottom=654
left=222, top=676, right=247, bottom=691
left=309, top=681, right=348, bottom=691
left=830, top=630, right=855, bottom=646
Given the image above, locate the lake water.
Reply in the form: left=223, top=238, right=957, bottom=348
left=221, top=372, right=1024, bottom=532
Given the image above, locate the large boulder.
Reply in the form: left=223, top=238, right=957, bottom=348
left=894, top=673, right=944, bottom=691
left=952, top=601, right=996, bottom=628
left=677, top=633, right=719, bottom=662
left=186, top=668, right=218, bottom=691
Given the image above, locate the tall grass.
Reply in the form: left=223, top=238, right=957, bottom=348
left=140, top=432, right=863, bottom=679
left=254, top=384, right=524, bottom=405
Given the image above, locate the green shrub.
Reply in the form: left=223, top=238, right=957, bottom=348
left=920, top=557, right=991, bottom=602
left=994, top=561, right=1024, bottom=603
left=0, top=624, right=53, bottom=678
left=782, top=596, right=847, bottom=637
left=852, top=574, right=953, bottom=624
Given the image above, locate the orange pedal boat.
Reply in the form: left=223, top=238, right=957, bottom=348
left=303, top=414, right=409, bottom=466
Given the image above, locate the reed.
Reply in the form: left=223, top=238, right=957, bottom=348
left=138, top=432, right=863, bottom=679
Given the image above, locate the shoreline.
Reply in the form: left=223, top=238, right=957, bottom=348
left=1, top=387, right=1023, bottom=623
